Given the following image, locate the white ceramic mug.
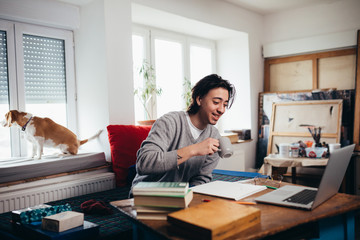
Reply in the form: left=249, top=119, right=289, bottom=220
left=329, top=143, right=341, bottom=153
left=218, top=137, right=233, bottom=158
left=279, top=143, right=290, bottom=157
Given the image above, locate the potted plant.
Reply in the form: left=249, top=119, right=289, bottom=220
left=134, top=60, right=162, bottom=125
left=182, top=77, right=192, bottom=110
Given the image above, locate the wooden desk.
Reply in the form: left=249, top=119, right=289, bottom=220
left=112, top=189, right=360, bottom=240
left=263, top=156, right=328, bottom=183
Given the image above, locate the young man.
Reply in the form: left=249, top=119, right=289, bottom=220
left=132, top=74, right=236, bottom=188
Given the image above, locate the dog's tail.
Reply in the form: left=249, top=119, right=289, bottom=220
left=79, top=129, right=103, bottom=145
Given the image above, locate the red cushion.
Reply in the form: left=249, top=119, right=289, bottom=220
left=107, top=125, right=152, bottom=187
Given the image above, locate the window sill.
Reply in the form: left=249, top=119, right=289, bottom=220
left=0, top=152, right=107, bottom=184
left=233, top=139, right=253, bottom=144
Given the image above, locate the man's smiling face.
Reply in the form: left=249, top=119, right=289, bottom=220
left=196, top=87, right=229, bottom=126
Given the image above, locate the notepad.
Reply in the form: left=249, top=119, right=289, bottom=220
left=191, top=181, right=267, bottom=201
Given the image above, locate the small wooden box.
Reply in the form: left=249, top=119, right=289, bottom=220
left=167, top=199, right=260, bottom=240
left=42, top=211, right=84, bottom=232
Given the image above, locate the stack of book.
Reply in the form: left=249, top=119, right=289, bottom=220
left=132, top=182, right=193, bottom=220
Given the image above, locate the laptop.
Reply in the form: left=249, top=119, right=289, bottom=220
left=255, top=144, right=355, bottom=210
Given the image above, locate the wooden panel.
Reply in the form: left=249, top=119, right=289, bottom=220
left=313, top=58, right=318, bottom=89
left=319, top=55, right=356, bottom=90
left=264, top=48, right=356, bottom=93
left=266, top=49, right=356, bottom=65
left=269, top=60, right=312, bottom=91
left=264, top=61, right=271, bottom=92
left=354, top=30, right=360, bottom=151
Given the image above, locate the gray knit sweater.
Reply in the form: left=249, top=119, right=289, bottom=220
left=132, top=111, right=221, bottom=188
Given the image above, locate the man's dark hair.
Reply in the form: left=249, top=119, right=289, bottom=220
left=187, top=74, right=236, bottom=114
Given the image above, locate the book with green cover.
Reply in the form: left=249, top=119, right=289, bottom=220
left=135, top=205, right=181, bottom=220
left=134, top=189, right=193, bottom=208
left=133, top=182, right=189, bottom=196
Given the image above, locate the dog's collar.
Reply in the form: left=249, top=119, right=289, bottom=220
left=22, top=116, right=33, bottom=131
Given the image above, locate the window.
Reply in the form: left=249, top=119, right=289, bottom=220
left=154, top=38, right=183, bottom=117
left=0, top=20, right=76, bottom=159
left=132, top=26, right=216, bottom=122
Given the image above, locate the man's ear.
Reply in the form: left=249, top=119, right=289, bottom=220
left=196, top=96, right=202, bottom=106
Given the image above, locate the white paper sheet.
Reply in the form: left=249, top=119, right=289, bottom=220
left=191, top=180, right=267, bottom=201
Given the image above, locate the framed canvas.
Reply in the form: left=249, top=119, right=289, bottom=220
left=267, top=100, right=343, bottom=154
left=256, top=90, right=354, bottom=169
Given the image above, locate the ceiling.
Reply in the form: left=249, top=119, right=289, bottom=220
left=59, top=0, right=342, bottom=15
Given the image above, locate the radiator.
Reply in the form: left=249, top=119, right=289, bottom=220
left=0, top=171, right=116, bottom=213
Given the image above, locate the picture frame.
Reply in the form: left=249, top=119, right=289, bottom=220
left=267, top=100, right=343, bottom=154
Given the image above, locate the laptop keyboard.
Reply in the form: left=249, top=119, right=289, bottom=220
left=283, top=189, right=317, bottom=205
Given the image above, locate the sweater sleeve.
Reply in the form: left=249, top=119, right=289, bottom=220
left=135, top=114, right=179, bottom=175
left=189, top=154, right=219, bottom=186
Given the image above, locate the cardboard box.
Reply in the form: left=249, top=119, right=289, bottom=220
left=42, top=211, right=84, bottom=232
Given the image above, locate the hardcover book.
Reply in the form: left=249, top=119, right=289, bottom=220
left=133, top=182, right=189, bottom=196
left=167, top=199, right=261, bottom=240
left=136, top=211, right=169, bottom=220
left=42, top=211, right=84, bottom=232
left=135, top=205, right=181, bottom=220
left=134, top=189, right=193, bottom=208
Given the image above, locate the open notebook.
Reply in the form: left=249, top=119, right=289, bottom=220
left=191, top=181, right=266, bottom=201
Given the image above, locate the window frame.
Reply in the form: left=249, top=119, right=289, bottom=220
left=0, top=19, right=77, bottom=158
left=132, top=24, right=216, bottom=120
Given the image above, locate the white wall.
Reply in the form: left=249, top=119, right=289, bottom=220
left=263, top=0, right=360, bottom=57
left=75, top=0, right=134, bottom=159
left=74, top=0, right=109, bottom=157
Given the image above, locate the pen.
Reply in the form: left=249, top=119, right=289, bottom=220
left=234, top=201, right=256, bottom=205
left=202, top=199, right=256, bottom=205
left=265, top=185, right=278, bottom=190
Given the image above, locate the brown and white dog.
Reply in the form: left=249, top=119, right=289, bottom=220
left=1, top=110, right=102, bottom=159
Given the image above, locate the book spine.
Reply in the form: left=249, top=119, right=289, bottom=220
left=41, top=219, right=60, bottom=233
